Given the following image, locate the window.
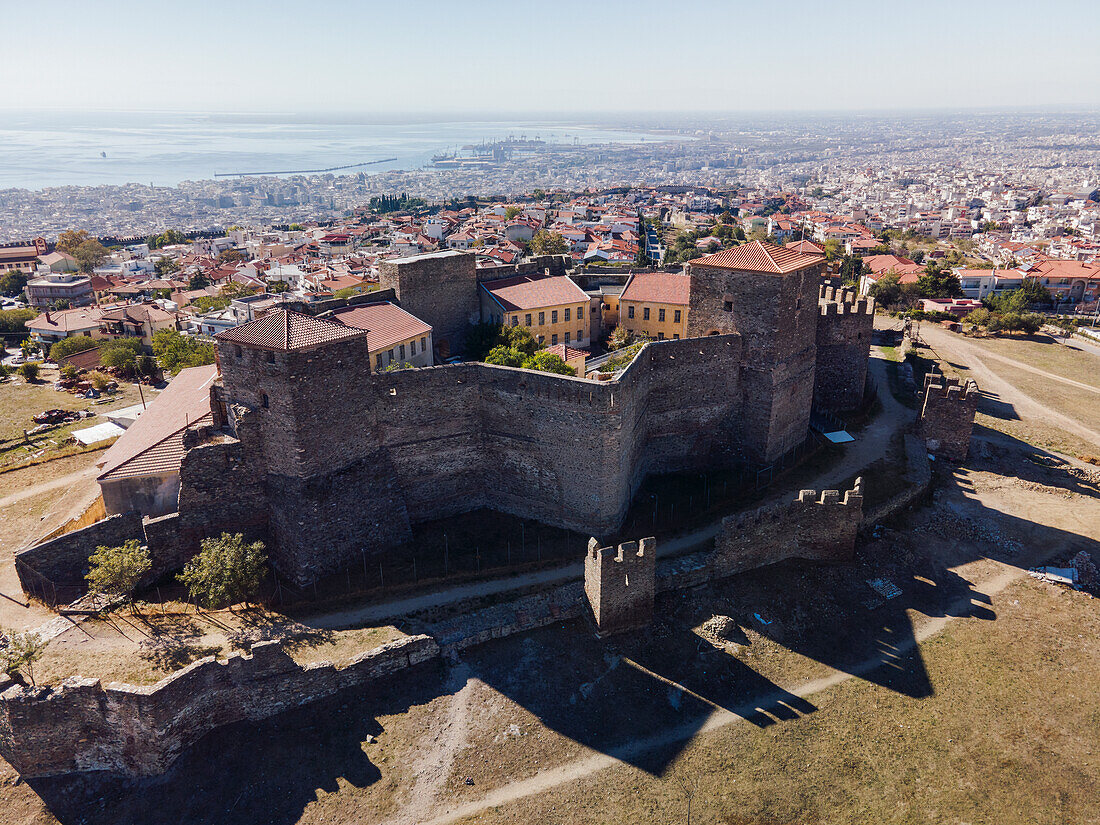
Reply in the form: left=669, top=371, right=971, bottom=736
left=723, top=300, right=733, bottom=312
left=511, top=315, right=519, bottom=327
left=564, top=308, right=571, bottom=322
left=376, top=353, right=383, bottom=369
left=552, top=334, right=558, bottom=345
left=399, top=344, right=405, bottom=360
left=673, top=333, right=680, bottom=339
left=410, top=339, right=416, bottom=355
left=658, top=308, right=665, bottom=322
left=674, top=309, right=681, bottom=323
left=539, top=311, right=545, bottom=325
left=658, top=332, right=665, bottom=340
left=643, top=307, right=650, bottom=321
left=388, top=349, right=395, bottom=362
left=577, top=329, right=583, bottom=341
left=538, top=335, right=545, bottom=344
left=261, top=393, right=269, bottom=409
left=551, top=310, right=558, bottom=323
left=525, top=313, right=532, bottom=326
left=234, top=345, right=242, bottom=358
left=266, top=351, right=275, bottom=364
left=579, top=305, right=585, bottom=318
left=421, top=337, right=427, bottom=351
left=628, top=305, right=635, bottom=319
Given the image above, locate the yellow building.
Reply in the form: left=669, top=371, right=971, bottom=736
left=479, top=274, right=591, bottom=348
left=331, top=301, right=434, bottom=369
left=618, top=272, right=690, bottom=340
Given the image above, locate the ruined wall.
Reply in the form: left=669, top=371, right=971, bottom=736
left=378, top=251, right=479, bottom=355
left=685, top=260, right=823, bottom=462
left=814, top=286, right=874, bottom=412
left=710, top=479, right=863, bottom=578
left=584, top=537, right=656, bottom=636
left=0, top=635, right=439, bottom=779
left=474, top=254, right=571, bottom=283
left=918, top=372, right=979, bottom=461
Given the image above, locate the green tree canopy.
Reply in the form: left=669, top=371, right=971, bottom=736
left=1, top=628, right=47, bottom=686
left=56, top=229, right=91, bottom=256
left=86, top=539, right=151, bottom=602
left=188, top=273, right=210, bottom=290
left=0, top=308, right=36, bottom=336
left=49, top=335, right=99, bottom=362
left=178, top=533, right=269, bottom=609
left=73, top=239, right=108, bottom=273
left=154, top=257, right=181, bottom=278
left=521, top=351, right=575, bottom=376
left=528, top=230, right=568, bottom=256
left=152, top=329, right=216, bottom=374
left=0, top=269, right=29, bottom=296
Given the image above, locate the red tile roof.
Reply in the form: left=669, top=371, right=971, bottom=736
left=689, top=241, right=822, bottom=274
left=215, top=308, right=367, bottom=351
left=621, top=272, right=690, bottom=306
left=26, top=307, right=104, bottom=333
left=331, top=302, right=432, bottom=352
left=784, top=239, right=826, bottom=255
left=97, top=364, right=217, bottom=481
left=480, top=274, right=588, bottom=312
left=545, top=344, right=587, bottom=362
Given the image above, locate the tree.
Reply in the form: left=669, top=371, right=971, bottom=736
left=187, top=273, right=210, bottom=290
left=17, top=361, right=39, bottom=382
left=989, top=288, right=1030, bottom=315
left=73, top=239, right=108, bottom=273
left=0, top=628, right=47, bottom=686
left=178, top=533, right=268, bottom=610
left=152, top=329, right=216, bottom=374
left=99, top=338, right=143, bottom=375
left=154, top=257, right=181, bottom=278
left=607, top=326, right=633, bottom=351
left=838, top=255, right=866, bottom=287
left=0, top=269, right=29, bottom=296
left=521, top=351, right=575, bottom=376
left=0, top=308, right=36, bottom=336
left=916, top=263, right=962, bottom=298
left=217, top=249, right=247, bottom=265
left=266, top=279, right=289, bottom=293
left=21, top=338, right=40, bottom=358
left=1020, top=278, right=1051, bottom=305
left=49, top=335, right=98, bottom=362
left=86, top=540, right=151, bottom=607
left=528, top=230, right=568, bottom=256
left=868, top=272, right=901, bottom=307
left=485, top=345, right=525, bottom=367
left=56, top=229, right=91, bottom=256
left=822, top=239, right=842, bottom=262
left=504, top=206, right=522, bottom=220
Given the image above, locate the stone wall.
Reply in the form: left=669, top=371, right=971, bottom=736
left=219, top=333, right=745, bottom=586
left=474, top=254, right=571, bottom=283
left=14, top=512, right=145, bottom=594
left=378, top=251, right=480, bottom=356
left=0, top=634, right=439, bottom=779
left=583, top=537, right=656, bottom=636
left=814, top=286, right=875, bottom=412
left=918, top=371, right=979, bottom=461
left=710, top=479, right=864, bottom=578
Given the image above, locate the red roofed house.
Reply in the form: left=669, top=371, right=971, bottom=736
left=96, top=364, right=219, bottom=517
left=544, top=343, right=587, bottom=375
left=479, top=273, right=591, bottom=348
left=619, top=271, right=691, bottom=340
left=331, top=301, right=434, bottom=369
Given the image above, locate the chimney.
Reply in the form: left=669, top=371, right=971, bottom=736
left=45, top=310, right=51, bottom=324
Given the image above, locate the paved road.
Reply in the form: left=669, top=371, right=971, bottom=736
left=305, top=354, right=910, bottom=630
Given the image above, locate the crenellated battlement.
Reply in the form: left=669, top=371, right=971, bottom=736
left=584, top=536, right=656, bottom=636
left=919, top=369, right=980, bottom=460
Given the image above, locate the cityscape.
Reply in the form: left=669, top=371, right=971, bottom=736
left=0, top=2, right=1098, bottom=824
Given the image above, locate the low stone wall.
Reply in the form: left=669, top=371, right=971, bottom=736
left=15, top=512, right=145, bottom=597
left=0, top=634, right=438, bottom=778
left=862, top=434, right=932, bottom=527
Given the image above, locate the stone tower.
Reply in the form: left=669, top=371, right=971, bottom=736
left=378, top=250, right=479, bottom=358
left=584, top=537, right=656, bottom=636
left=685, top=241, right=825, bottom=463
left=814, top=285, right=875, bottom=412
left=918, top=370, right=980, bottom=461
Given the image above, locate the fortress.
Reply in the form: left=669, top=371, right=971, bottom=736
left=17, top=243, right=874, bottom=591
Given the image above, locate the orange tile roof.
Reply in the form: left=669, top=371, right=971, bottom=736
left=480, top=274, right=588, bottom=312
left=621, top=272, right=690, bottom=306
left=785, top=239, right=826, bottom=255
left=331, top=302, right=432, bottom=353
left=97, top=364, right=217, bottom=481
left=545, top=344, right=588, bottom=362
left=216, top=308, right=367, bottom=351
left=689, top=241, right=822, bottom=274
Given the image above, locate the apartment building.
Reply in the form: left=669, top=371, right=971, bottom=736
left=332, top=301, right=435, bottom=369
left=479, top=274, right=591, bottom=348
left=618, top=271, right=690, bottom=340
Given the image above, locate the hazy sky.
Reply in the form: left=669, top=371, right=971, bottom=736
left=2, top=0, right=1097, bottom=114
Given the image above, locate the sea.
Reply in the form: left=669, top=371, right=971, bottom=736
left=0, top=110, right=676, bottom=191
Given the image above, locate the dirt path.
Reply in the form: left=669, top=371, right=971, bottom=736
left=306, top=355, right=912, bottom=631
left=0, top=464, right=97, bottom=510
left=395, top=563, right=1028, bottom=825
left=921, top=324, right=1100, bottom=450
left=971, top=347, right=1100, bottom=395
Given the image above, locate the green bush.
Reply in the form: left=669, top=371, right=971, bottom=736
left=49, top=336, right=99, bottom=362
left=17, top=361, right=39, bottom=382
left=178, top=533, right=268, bottom=609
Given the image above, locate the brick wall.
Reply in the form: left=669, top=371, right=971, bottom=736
left=814, top=286, right=875, bottom=412
left=918, top=371, right=979, bottom=461
left=0, top=634, right=438, bottom=779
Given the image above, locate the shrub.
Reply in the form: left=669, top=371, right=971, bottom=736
left=86, top=540, right=152, bottom=606
left=49, top=336, right=99, bottom=362
left=521, top=351, right=576, bottom=376
left=0, top=628, right=47, bottom=686
left=88, top=371, right=111, bottom=391
left=59, top=363, right=80, bottom=381
left=17, top=361, right=39, bottom=382
left=964, top=307, right=991, bottom=327
left=178, top=533, right=268, bottom=610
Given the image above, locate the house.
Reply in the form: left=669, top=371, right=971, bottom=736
left=921, top=297, right=983, bottom=316
left=97, top=302, right=181, bottom=348
left=0, top=238, right=46, bottom=273
left=26, top=307, right=105, bottom=346
left=1028, top=259, right=1100, bottom=304
left=618, top=271, right=690, bottom=340
left=23, top=271, right=94, bottom=308
left=545, top=343, right=587, bottom=375
left=479, top=274, right=592, bottom=348
left=331, top=301, right=434, bottom=369
left=95, top=364, right=218, bottom=517
left=37, top=251, right=79, bottom=273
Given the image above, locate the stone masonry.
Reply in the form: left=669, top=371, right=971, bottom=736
left=378, top=250, right=480, bottom=357
left=814, top=285, right=875, bottom=412
left=918, top=370, right=980, bottom=461
left=584, top=536, right=656, bottom=636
